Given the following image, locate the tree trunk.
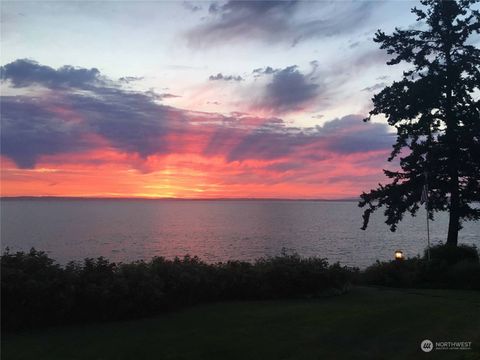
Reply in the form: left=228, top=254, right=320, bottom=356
left=446, top=179, right=460, bottom=246
left=443, top=10, right=459, bottom=247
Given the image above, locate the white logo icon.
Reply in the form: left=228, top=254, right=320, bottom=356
left=421, top=339, right=434, bottom=352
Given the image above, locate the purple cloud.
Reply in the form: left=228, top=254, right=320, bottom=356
left=186, top=1, right=377, bottom=47
left=1, top=59, right=393, bottom=172
left=1, top=59, right=102, bottom=89
left=254, top=65, right=321, bottom=114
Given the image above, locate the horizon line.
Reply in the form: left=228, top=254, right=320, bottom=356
left=0, top=196, right=360, bottom=202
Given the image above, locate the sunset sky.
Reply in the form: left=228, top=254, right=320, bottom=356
left=1, top=0, right=420, bottom=198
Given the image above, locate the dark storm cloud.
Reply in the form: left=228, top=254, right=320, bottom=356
left=255, top=66, right=320, bottom=113
left=1, top=59, right=102, bottom=89
left=1, top=59, right=393, bottom=170
left=186, top=1, right=377, bottom=47
left=317, top=115, right=393, bottom=154
left=0, top=89, right=185, bottom=167
left=0, top=96, right=90, bottom=168
left=251, top=56, right=382, bottom=115
left=209, top=73, right=244, bottom=81
left=65, top=88, right=183, bottom=157
left=0, top=60, right=186, bottom=167
left=226, top=129, right=310, bottom=162
left=205, top=114, right=393, bottom=163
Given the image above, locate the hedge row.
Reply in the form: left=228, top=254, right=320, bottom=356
left=1, top=249, right=355, bottom=331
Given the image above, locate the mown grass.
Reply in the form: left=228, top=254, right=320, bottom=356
left=2, top=287, right=479, bottom=360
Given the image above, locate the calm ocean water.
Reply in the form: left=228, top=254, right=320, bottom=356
left=1, top=199, right=479, bottom=268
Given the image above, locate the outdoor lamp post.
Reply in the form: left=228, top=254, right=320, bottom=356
left=394, top=250, right=404, bottom=261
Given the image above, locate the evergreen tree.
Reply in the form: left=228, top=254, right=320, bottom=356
left=359, top=0, right=480, bottom=246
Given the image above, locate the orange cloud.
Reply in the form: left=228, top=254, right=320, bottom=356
left=1, top=60, right=394, bottom=199
left=1, top=146, right=390, bottom=199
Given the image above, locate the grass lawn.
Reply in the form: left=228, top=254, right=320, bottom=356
left=2, top=287, right=479, bottom=360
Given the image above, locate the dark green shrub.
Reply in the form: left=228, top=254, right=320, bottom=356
left=361, top=258, right=423, bottom=288
left=1, top=248, right=356, bottom=331
left=446, top=260, right=480, bottom=290
left=362, top=244, right=480, bottom=290
left=1, top=248, right=75, bottom=330
left=426, top=243, right=479, bottom=265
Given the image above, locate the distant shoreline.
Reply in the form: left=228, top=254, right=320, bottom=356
left=0, top=196, right=360, bottom=202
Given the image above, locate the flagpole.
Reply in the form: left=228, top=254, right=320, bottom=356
left=426, top=200, right=431, bottom=261
left=424, top=119, right=433, bottom=262
left=424, top=171, right=431, bottom=261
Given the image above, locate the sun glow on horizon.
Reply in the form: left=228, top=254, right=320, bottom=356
left=0, top=1, right=416, bottom=198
